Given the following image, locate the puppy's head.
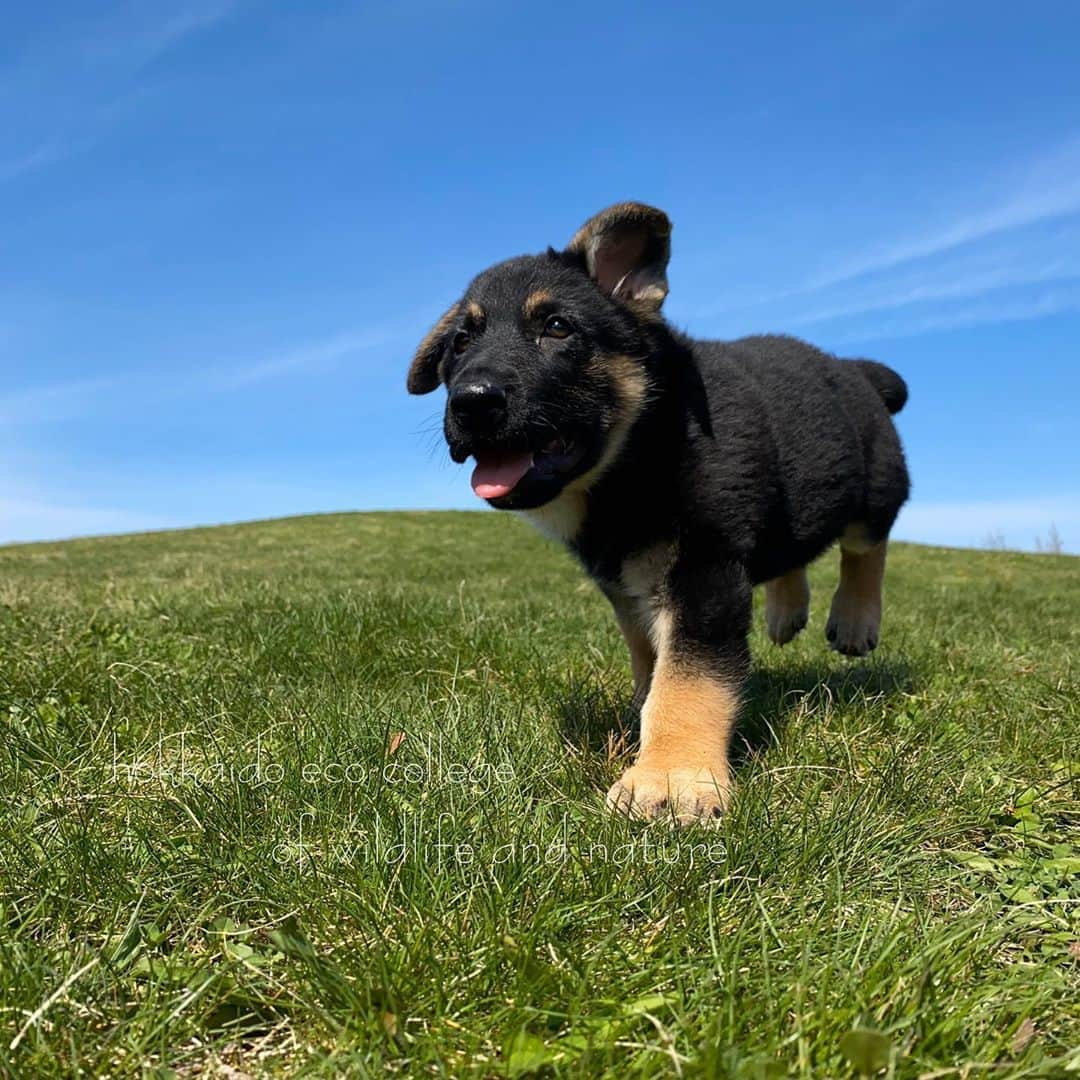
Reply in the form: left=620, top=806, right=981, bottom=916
left=407, top=202, right=671, bottom=510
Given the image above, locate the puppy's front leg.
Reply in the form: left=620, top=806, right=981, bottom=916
left=606, top=557, right=751, bottom=824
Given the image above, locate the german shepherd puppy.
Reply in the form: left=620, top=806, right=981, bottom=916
left=407, top=202, right=909, bottom=823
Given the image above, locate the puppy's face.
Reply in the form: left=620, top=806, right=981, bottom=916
left=407, top=203, right=672, bottom=510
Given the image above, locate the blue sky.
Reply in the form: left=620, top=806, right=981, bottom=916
left=2, top=1, right=1078, bottom=551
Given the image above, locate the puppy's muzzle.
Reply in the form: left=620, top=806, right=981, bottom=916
left=449, top=382, right=508, bottom=437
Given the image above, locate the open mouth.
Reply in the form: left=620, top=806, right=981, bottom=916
left=470, top=435, right=585, bottom=500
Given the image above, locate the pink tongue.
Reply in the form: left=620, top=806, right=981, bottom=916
left=471, top=451, right=534, bottom=499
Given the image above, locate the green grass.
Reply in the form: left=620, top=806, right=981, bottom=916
left=0, top=511, right=1077, bottom=1078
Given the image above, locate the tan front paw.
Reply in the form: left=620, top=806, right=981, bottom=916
left=765, top=570, right=810, bottom=646
left=605, top=762, right=732, bottom=825
left=766, top=600, right=809, bottom=646
left=826, top=594, right=881, bottom=656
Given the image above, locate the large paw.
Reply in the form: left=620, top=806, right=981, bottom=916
left=605, top=762, right=732, bottom=825
left=766, top=601, right=808, bottom=646
left=825, top=593, right=880, bottom=657
left=765, top=570, right=810, bottom=646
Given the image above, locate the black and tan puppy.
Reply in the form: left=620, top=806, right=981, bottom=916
left=407, top=203, right=910, bottom=823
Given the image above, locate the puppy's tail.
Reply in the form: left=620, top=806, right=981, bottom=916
left=849, top=358, right=908, bottom=415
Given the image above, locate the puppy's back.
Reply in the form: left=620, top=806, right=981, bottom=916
left=686, top=334, right=909, bottom=571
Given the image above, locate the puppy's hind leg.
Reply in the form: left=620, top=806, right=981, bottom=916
left=826, top=524, right=887, bottom=657
left=610, top=596, right=656, bottom=699
left=765, top=567, right=810, bottom=645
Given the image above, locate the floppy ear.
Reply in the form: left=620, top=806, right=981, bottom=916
left=407, top=303, right=460, bottom=394
left=566, top=202, right=672, bottom=311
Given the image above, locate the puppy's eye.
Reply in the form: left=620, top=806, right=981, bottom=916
left=452, top=331, right=471, bottom=355
left=542, top=315, right=573, bottom=339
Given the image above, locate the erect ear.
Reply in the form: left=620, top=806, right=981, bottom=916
left=407, top=303, right=460, bottom=394
left=566, top=202, right=672, bottom=311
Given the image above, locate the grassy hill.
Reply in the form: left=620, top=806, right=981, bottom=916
left=1, top=511, right=1077, bottom=1078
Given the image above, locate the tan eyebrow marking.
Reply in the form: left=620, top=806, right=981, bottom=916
left=465, top=300, right=485, bottom=324
left=523, top=290, right=553, bottom=319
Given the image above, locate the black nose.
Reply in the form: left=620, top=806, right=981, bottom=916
left=449, top=382, right=507, bottom=432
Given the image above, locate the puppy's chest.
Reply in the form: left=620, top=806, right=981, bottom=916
left=521, top=489, right=674, bottom=603
left=610, top=539, right=674, bottom=607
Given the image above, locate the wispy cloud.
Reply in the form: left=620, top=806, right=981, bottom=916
left=806, top=134, right=1080, bottom=291
left=788, top=254, right=1080, bottom=329
left=0, top=327, right=403, bottom=427
left=0, top=140, right=72, bottom=182
left=894, top=496, right=1079, bottom=553
left=209, top=332, right=389, bottom=391
left=0, top=3, right=238, bottom=182
left=825, top=282, right=1080, bottom=344
left=687, top=132, right=1080, bottom=336
left=86, top=2, right=239, bottom=67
